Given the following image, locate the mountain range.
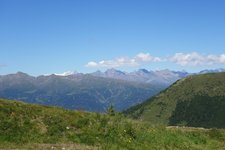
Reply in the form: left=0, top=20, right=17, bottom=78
left=0, top=68, right=224, bottom=112
left=0, top=72, right=163, bottom=112
left=91, top=68, right=189, bottom=86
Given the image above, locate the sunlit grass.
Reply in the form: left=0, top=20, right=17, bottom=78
left=0, top=99, right=225, bottom=150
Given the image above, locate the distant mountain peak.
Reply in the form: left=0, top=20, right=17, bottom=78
left=156, top=69, right=172, bottom=73
left=92, top=70, right=103, bottom=75
left=105, top=68, right=126, bottom=75
left=13, top=72, right=31, bottom=77
left=95, top=70, right=102, bottom=73
left=105, top=68, right=119, bottom=72
left=16, top=71, right=28, bottom=75
left=137, top=69, right=150, bottom=74
left=199, top=68, right=225, bottom=74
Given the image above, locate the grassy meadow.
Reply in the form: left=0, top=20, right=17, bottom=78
left=0, top=99, right=225, bottom=149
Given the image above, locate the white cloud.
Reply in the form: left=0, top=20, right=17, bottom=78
left=218, top=54, right=225, bottom=63
left=86, top=61, right=98, bottom=67
left=85, top=52, right=225, bottom=68
left=171, top=52, right=225, bottom=66
left=85, top=53, right=161, bottom=68
left=135, top=53, right=161, bottom=62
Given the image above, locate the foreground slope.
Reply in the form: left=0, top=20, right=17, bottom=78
left=125, top=72, right=225, bottom=128
left=1, top=98, right=225, bottom=149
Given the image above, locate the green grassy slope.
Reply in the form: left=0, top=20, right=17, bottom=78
left=1, top=98, right=225, bottom=149
left=125, top=73, right=225, bottom=128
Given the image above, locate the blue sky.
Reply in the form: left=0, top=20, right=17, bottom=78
left=0, top=0, right=225, bottom=75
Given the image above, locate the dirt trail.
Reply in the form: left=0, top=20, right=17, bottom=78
left=166, top=126, right=210, bottom=131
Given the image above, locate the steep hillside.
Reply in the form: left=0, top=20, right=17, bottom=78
left=1, top=98, right=225, bottom=149
left=125, top=72, right=225, bottom=128
left=0, top=72, right=162, bottom=112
